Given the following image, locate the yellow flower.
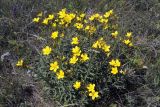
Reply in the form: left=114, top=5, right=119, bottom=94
left=51, top=31, right=58, bottom=39
left=58, top=9, right=75, bottom=24
left=85, top=25, right=90, bottom=31
left=102, top=44, right=110, bottom=53
left=64, top=13, right=75, bottom=23
left=129, top=42, right=133, bottom=47
left=94, top=13, right=100, bottom=18
left=93, top=38, right=110, bottom=51
left=89, top=90, right=99, bottom=100
left=65, top=23, right=69, bottom=27
left=111, top=31, right=118, bottom=38
left=109, top=9, right=113, bottom=15
left=104, top=19, right=108, bottom=25
left=89, top=26, right=96, bottom=34
left=87, top=83, right=95, bottom=92
left=109, top=59, right=121, bottom=67
left=81, top=53, right=89, bottom=62
left=109, top=59, right=115, bottom=66
left=84, top=19, right=88, bottom=23
left=74, top=23, right=83, bottom=30
left=89, top=16, right=95, bottom=21
left=37, top=12, right=43, bottom=17
left=52, top=23, right=57, bottom=27
left=42, top=18, right=49, bottom=25
left=56, top=70, right=64, bottom=79
left=98, top=17, right=105, bottom=23
left=115, top=59, right=121, bottom=67
left=123, top=39, right=131, bottom=45
left=33, top=17, right=40, bottom=23
left=125, top=32, right=132, bottom=38
left=104, top=24, right=109, bottom=29
left=111, top=67, right=118, bottom=74
left=42, top=46, right=52, bottom=55
left=59, top=20, right=65, bottom=25
left=107, top=52, right=111, bottom=57
left=104, top=9, right=113, bottom=18
left=58, top=8, right=66, bottom=19
left=62, top=56, right=66, bottom=60
left=72, top=46, right=81, bottom=56
left=85, top=25, right=96, bottom=34
left=104, top=12, right=110, bottom=18
left=89, top=14, right=100, bottom=21
left=71, top=37, right=79, bottom=45
left=69, top=56, right=78, bottom=64
left=76, top=16, right=82, bottom=21
left=80, top=13, right=85, bottom=18
left=73, top=81, right=81, bottom=90
left=50, top=61, right=59, bottom=72
left=16, top=59, right=23, bottom=67
left=92, top=41, right=99, bottom=49
left=47, top=14, right=54, bottom=20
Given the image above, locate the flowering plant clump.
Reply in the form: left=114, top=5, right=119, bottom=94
left=17, top=8, right=140, bottom=105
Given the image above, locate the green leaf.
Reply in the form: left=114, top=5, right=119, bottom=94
left=8, top=40, right=17, bottom=45
left=0, top=35, right=4, bottom=40
left=109, top=103, right=118, bottom=107
left=154, top=75, right=160, bottom=85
